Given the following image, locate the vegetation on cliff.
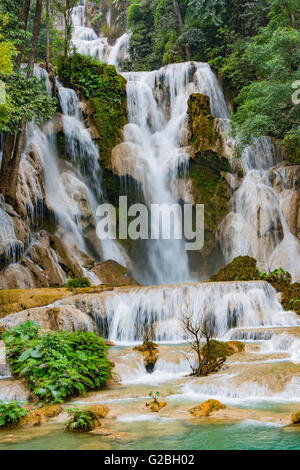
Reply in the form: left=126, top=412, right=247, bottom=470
left=187, top=93, right=231, bottom=259
left=57, top=53, right=127, bottom=166
left=126, top=0, right=300, bottom=159
left=2, top=321, right=113, bottom=403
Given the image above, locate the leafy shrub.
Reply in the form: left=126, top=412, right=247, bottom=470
left=0, top=401, right=27, bottom=427
left=2, top=321, right=113, bottom=404
left=64, top=277, right=91, bottom=289
left=65, top=408, right=98, bottom=433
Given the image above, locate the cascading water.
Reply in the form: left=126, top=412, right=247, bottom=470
left=74, top=281, right=300, bottom=343
left=69, top=1, right=231, bottom=284
left=71, top=3, right=130, bottom=68
left=120, top=63, right=229, bottom=284
left=217, top=137, right=300, bottom=280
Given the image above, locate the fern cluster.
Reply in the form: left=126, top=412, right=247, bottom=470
left=2, top=321, right=113, bottom=404
left=0, top=401, right=27, bottom=427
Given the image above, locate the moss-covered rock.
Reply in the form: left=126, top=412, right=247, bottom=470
left=187, top=94, right=222, bottom=157
left=201, top=340, right=245, bottom=359
left=189, top=399, right=226, bottom=417
left=19, top=405, right=63, bottom=428
left=57, top=53, right=127, bottom=167
left=210, top=256, right=260, bottom=282
left=291, top=411, right=300, bottom=424
left=186, top=94, right=232, bottom=277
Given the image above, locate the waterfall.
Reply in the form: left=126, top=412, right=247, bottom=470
left=75, top=281, right=300, bottom=343
left=217, top=137, right=300, bottom=279
left=71, top=4, right=129, bottom=67
left=119, top=63, right=229, bottom=283
left=70, top=2, right=232, bottom=284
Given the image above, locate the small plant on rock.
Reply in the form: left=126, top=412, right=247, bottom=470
left=0, top=401, right=27, bottom=427
left=148, top=391, right=160, bottom=404
left=65, top=408, right=99, bottom=433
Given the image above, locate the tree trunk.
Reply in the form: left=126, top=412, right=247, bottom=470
left=45, top=0, right=50, bottom=71
left=0, top=119, right=27, bottom=210
left=0, top=1, right=43, bottom=207
left=27, top=0, right=44, bottom=77
left=172, top=0, right=191, bottom=61
left=15, top=0, right=31, bottom=67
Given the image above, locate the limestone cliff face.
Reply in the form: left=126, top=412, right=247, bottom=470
left=185, top=93, right=232, bottom=278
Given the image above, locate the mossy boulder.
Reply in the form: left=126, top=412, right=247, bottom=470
left=57, top=53, right=127, bottom=167
left=291, top=412, right=300, bottom=424
left=87, top=405, right=110, bottom=419
left=189, top=399, right=226, bottom=417
left=187, top=94, right=222, bottom=157
left=134, top=341, right=159, bottom=373
left=19, top=405, right=63, bottom=428
left=186, top=94, right=232, bottom=276
left=146, top=400, right=167, bottom=413
left=210, top=256, right=261, bottom=282
left=201, top=340, right=245, bottom=360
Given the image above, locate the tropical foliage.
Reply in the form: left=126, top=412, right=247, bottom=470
left=2, top=321, right=113, bottom=404
left=0, top=401, right=27, bottom=427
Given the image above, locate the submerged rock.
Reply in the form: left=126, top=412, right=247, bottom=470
left=87, top=405, right=110, bottom=419
left=19, top=405, right=63, bottom=428
left=0, top=304, right=94, bottom=333
left=189, top=399, right=226, bottom=417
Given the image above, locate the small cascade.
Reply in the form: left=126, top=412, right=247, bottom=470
left=261, top=333, right=300, bottom=364
left=116, top=354, right=190, bottom=385
left=78, top=281, right=300, bottom=343
left=71, top=4, right=129, bottom=68
left=0, top=343, right=10, bottom=379
left=57, top=80, right=103, bottom=200
left=120, top=63, right=229, bottom=284
left=173, top=376, right=300, bottom=404
left=218, top=136, right=300, bottom=279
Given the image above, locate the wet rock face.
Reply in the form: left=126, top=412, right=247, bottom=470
left=291, top=412, right=300, bottom=424
left=187, top=94, right=222, bottom=158
left=19, top=406, right=63, bottom=428
left=0, top=304, right=94, bottom=333
left=92, top=260, right=138, bottom=287
left=185, top=93, right=232, bottom=279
